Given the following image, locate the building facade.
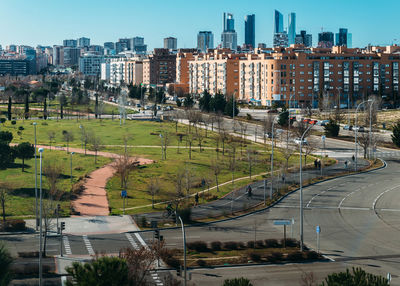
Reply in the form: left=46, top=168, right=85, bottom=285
left=78, top=37, right=90, bottom=48
left=164, top=37, right=177, bottom=50
left=186, top=45, right=400, bottom=108
left=197, top=31, right=214, bottom=53
left=143, top=49, right=176, bottom=85
left=221, top=13, right=237, bottom=50
left=79, top=53, right=104, bottom=76
left=63, top=39, right=77, bottom=47
left=288, top=13, right=296, bottom=46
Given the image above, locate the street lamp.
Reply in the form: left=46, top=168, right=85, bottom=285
left=70, top=152, right=75, bottom=183
left=33, top=122, right=38, bottom=230
left=79, top=125, right=83, bottom=150
left=38, top=147, right=44, bottom=286
left=270, top=117, right=278, bottom=200
left=299, top=125, right=312, bottom=252
left=177, top=216, right=187, bottom=286
left=369, top=100, right=375, bottom=159
left=354, top=99, right=373, bottom=171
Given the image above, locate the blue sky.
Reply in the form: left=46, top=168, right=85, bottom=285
left=1, top=0, right=399, bottom=49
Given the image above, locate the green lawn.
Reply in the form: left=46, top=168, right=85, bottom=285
left=0, top=150, right=110, bottom=218
left=0, top=118, right=320, bottom=217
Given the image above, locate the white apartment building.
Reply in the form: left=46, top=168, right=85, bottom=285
left=79, top=53, right=104, bottom=76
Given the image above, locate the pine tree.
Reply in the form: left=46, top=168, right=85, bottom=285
left=24, top=93, right=29, bottom=120
left=43, top=97, right=47, bottom=120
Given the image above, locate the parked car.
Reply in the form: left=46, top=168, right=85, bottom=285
left=353, top=126, right=365, bottom=132
left=265, top=132, right=273, bottom=138
left=320, top=120, right=330, bottom=126
left=343, top=125, right=353, bottom=130
left=293, top=138, right=308, bottom=145
left=309, top=119, right=318, bottom=125
left=136, top=103, right=141, bottom=108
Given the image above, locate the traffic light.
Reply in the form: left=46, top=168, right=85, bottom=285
left=176, top=266, right=181, bottom=277
left=60, top=222, right=65, bottom=231
left=154, top=230, right=160, bottom=240
left=160, top=235, right=164, bottom=242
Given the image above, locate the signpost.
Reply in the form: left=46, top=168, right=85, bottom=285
left=274, top=220, right=292, bottom=248
left=121, top=190, right=127, bottom=215
left=316, top=225, right=321, bottom=253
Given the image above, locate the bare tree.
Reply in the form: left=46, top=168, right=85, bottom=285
left=228, top=143, right=237, bottom=188
left=173, top=170, right=185, bottom=211
left=62, top=130, right=74, bottom=153
left=79, top=126, right=90, bottom=155
left=211, top=159, right=221, bottom=192
left=186, top=129, right=195, bottom=160
left=47, top=130, right=56, bottom=150
left=0, top=183, right=12, bottom=223
left=293, top=120, right=313, bottom=140
left=89, top=134, right=103, bottom=164
left=237, top=121, right=248, bottom=155
left=195, top=127, right=205, bottom=152
left=261, top=116, right=273, bottom=146
left=113, top=154, right=139, bottom=189
left=183, top=165, right=194, bottom=197
left=160, top=131, right=170, bottom=160
left=282, top=142, right=296, bottom=172
left=303, top=138, right=317, bottom=166
left=147, top=178, right=160, bottom=209
left=246, top=146, right=257, bottom=179
left=300, top=271, right=317, bottom=286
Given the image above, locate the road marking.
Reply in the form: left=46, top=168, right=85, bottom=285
left=338, top=188, right=361, bottom=208
left=63, top=236, right=72, bottom=255
left=125, top=233, right=139, bottom=249
left=372, top=185, right=400, bottom=211
left=82, top=235, right=94, bottom=255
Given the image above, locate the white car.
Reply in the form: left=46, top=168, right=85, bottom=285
left=293, top=138, right=308, bottom=145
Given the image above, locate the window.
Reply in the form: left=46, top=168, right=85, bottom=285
left=300, top=71, right=304, bottom=75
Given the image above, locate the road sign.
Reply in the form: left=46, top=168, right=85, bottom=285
left=121, top=190, right=127, bottom=198
left=151, top=220, right=158, bottom=229
left=273, top=220, right=291, bottom=226
left=316, top=225, right=321, bottom=233
left=321, top=135, right=326, bottom=141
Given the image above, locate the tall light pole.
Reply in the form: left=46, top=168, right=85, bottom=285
left=177, top=216, right=187, bottom=286
left=33, top=122, right=38, bottom=230
left=79, top=125, right=83, bottom=150
left=354, top=99, right=372, bottom=171
left=299, top=125, right=312, bottom=252
left=288, top=94, right=295, bottom=131
left=70, top=152, right=75, bottom=183
left=369, top=100, right=375, bottom=159
left=38, top=148, right=44, bottom=286
left=270, top=118, right=278, bottom=200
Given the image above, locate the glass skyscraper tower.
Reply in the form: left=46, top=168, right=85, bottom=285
left=288, top=13, right=296, bottom=45
left=244, top=14, right=255, bottom=48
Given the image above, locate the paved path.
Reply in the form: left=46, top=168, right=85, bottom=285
left=32, top=145, right=153, bottom=216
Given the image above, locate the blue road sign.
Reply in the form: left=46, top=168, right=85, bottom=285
left=273, top=220, right=291, bottom=226
left=321, top=135, right=326, bottom=141
left=121, top=190, right=127, bottom=198
left=316, top=225, right=321, bottom=233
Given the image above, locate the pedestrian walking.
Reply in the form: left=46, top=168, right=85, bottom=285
left=195, top=193, right=199, bottom=205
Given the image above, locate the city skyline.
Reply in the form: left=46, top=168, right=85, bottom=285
left=1, top=0, right=400, bottom=49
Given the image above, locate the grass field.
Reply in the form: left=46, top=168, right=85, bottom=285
left=0, top=118, right=319, bottom=217
left=0, top=150, right=110, bottom=218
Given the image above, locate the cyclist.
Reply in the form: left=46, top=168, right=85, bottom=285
left=166, top=203, right=173, bottom=216
left=247, top=185, right=252, bottom=199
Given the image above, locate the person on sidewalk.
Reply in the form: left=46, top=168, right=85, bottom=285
left=247, top=185, right=252, bottom=199
left=194, top=193, right=199, bottom=206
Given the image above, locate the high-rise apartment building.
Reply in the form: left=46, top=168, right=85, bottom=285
left=143, top=49, right=176, bottom=85
left=79, top=53, right=104, bottom=76
left=274, top=10, right=284, bottom=34
left=63, top=39, right=77, bottom=47
left=197, top=31, right=214, bottom=53
left=244, top=14, right=255, bottom=48
left=63, top=47, right=81, bottom=66
left=288, top=13, right=296, bottom=45
left=78, top=37, right=90, bottom=48
left=164, top=37, right=177, bottom=50
left=221, top=13, right=237, bottom=50
left=295, top=30, right=312, bottom=47
left=318, top=32, right=334, bottom=48
left=104, top=42, right=115, bottom=50
left=130, top=37, right=147, bottom=54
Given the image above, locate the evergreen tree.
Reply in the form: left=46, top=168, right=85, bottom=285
left=24, top=93, right=29, bottom=120
left=224, top=95, right=239, bottom=117
left=324, top=119, right=340, bottom=137
left=7, top=96, right=11, bottom=121
left=199, top=90, right=212, bottom=112
left=43, top=97, right=47, bottom=120
left=320, top=267, right=389, bottom=286
left=278, top=107, right=289, bottom=127
left=210, top=91, right=226, bottom=113
left=392, top=120, right=400, bottom=148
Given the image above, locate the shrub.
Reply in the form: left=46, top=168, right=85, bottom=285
left=264, top=239, right=279, bottom=248
left=281, top=238, right=299, bottom=248
left=223, top=241, right=239, bottom=250
left=18, top=126, right=24, bottom=131
left=177, top=207, right=191, bottom=223
left=286, top=251, right=304, bottom=262
left=18, top=251, right=39, bottom=258
left=255, top=240, right=264, bottom=249
left=140, top=216, right=147, bottom=227
left=267, top=252, right=283, bottom=263
left=249, top=252, right=261, bottom=262
left=305, top=250, right=319, bottom=260
left=41, top=122, right=48, bottom=126
left=223, top=277, right=253, bottom=286
left=11, top=120, right=16, bottom=125
left=6, top=219, right=26, bottom=231
left=324, top=120, right=340, bottom=137
left=187, top=241, right=208, bottom=252
left=197, top=259, right=207, bottom=267
left=237, top=242, right=246, bottom=249
left=210, top=241, right=222, bottom=251
left=246, top=241, right=255, bottom=249
left=159, top=249, right=180, bottom=268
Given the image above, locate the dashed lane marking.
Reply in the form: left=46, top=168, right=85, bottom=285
left=63, top=235, right=72, bottom=255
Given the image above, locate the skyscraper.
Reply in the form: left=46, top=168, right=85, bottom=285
left=63, top=39, right=77, bottom=47
left=221, top=12, right=237, bottom=50
left=336, top=28, right=351, bottom=47
left=274, top=10, right=284, bottom=33
left=318, top=32, right=334, bottom=48
left=244, top=14, right=255, bottom=48
left=288, top=13, right=296, bottom=45
left=164, top=37, right=177, bottom=50
left=197, top=31, right=214, bottom=53
left=273, top=10, right=287, bottom=47
left=78, top=37, right=90, bottom=48
left=295, top=30, right=313, bottom=47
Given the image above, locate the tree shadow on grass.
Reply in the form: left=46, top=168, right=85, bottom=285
left=6, top=162, right=28, bottom=170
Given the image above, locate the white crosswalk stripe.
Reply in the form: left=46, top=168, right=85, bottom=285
left=63, top=235, right=72, bottom=255
left=82, top=235, right=95, bottom=255
left=125, top=233, right=139, bottom=249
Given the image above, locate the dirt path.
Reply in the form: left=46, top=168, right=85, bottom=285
left=33, top=145, right=153, bottom=216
